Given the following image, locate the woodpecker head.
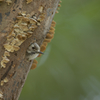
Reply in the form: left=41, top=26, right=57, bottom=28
left=26, top=42, right=43, bottom=61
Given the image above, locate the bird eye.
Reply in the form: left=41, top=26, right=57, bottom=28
left=32, top=47, right=35, bottom=49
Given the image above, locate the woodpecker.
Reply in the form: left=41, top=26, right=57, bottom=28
left=26, top=42, right=43, bottom=61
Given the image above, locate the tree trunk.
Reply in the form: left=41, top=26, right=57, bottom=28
left=0, top=0, right=60, bottom=100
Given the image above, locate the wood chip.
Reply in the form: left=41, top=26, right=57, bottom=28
left=26, top=0, right=33, bottom=4
left=1, top=61, right=6, bottom=68
left=0, top=91, right=3, bottom=99
left=2, top=56, right=10, bottom=63
left=1, top=80, right=4, bottom=86
left=6, top=0, right=12, bottom=5
left=4, top=77, right=8, bottom=83
left=38, top=6, right=44, bottom=13
left=3, top=43, right=13, bottom=52
left=4, top=51, right=10, bottom=57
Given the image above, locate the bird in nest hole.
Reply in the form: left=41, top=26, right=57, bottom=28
left=26, top=42, right=43, bottom=61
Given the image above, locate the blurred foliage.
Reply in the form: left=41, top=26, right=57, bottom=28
left=19, top=0, right=100, bottom=100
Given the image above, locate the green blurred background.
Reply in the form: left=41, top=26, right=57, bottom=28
left=19, top=0, right=100, bottom=100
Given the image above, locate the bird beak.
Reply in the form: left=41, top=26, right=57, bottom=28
left=37, top=51, right=44, bottom=54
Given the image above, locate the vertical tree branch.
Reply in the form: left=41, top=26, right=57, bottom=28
left=0, top=0, right=60, bottom=100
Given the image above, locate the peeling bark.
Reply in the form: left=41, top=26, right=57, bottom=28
left=0, top=0, right=60, bottom=100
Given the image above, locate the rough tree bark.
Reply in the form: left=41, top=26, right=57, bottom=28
left=0, top=0, right=60, bottom=100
